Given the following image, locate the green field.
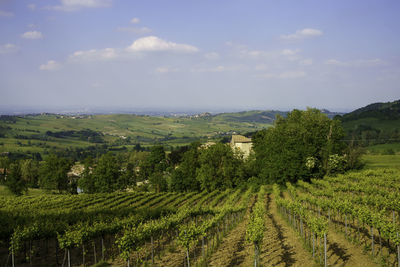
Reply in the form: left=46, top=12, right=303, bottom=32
left=365, top=143, right=400, bottom=154
left=0, top=113, right=272, bottom=155
left=362, top=154, right=400, bottom=169
left=0, top=185, right=46, bottom=196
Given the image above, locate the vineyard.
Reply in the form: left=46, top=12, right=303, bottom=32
left=1, top=168, right=400, bottom=266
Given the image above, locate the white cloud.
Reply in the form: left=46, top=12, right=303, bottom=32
left=254, top=64, right=268, bottom=71
left=238, top=47, right=301, bottom=61
left=279, top=71, right=306, bottom=78
left=229, top=43, right=282, bottom=60
left=191, top=65, right=244, bottom=73
left=21, top=31, right=43, bottom=39
left=299, top=58, right=313, bottom=66
left=238, top=49, right=274, bottom=60
left=69, top=48, right=117, bottom=61
left=155, top=67, right=179, bottom=73
left=0, top=44, right=18, bottom=54
left=193, top=66, right=226, bottom=72
left=280, top=49, right=302, bottom=61
left=127, top=36, right=199, bottom=53
left=280, top=28, right=323, bottom=40
left=281, top=49, right=300, bottom=56
left=27, top=4, right=36, bottom=10
left=204, top=52, right=220, bottom=60
left=48, top=0, right=112, bottom=11
left=243, top=50, right=270, bottom=58
left=0, top=10, right=14, bottom=17
left=325, top=58, right=385, bottom=67
left=325, top=59, right=344, bottom=66
left=259, top=70, right=307, bottom=79
left=28, top=24, right=37, bottom=28
left=39, top=60, right=61, bottom=71
left=131, top=17, right=140, bottom=24
left=116, top=27, right=152, bottom=34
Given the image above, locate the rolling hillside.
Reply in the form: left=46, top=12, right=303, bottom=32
left=0, top=112, right=274, bottom=157
left=336, top=100, right=400, bottom=151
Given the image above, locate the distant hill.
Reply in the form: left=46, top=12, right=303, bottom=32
left=212, top=109, right=341, bottom=124
left=213, top=110, right=287, bottom=124
left=340, top=100, right=400, bottom=122
left=336, top=100, right=400, bottom=146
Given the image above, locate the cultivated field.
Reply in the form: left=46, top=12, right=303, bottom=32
left=0, top=113, right=272, bottom=155
left=2, top=168, right=399, bottom=266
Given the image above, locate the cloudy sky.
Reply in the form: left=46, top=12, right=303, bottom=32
left=1, top=0, right=400, bottom=112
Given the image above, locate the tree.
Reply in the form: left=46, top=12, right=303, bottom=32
left=139, top=145, right=167, bottom=189
left=6, top=162, right=28, bottom=196
left=20, top=159, right=39, bottom=187
left=149, top=171, right=168, bottom=192
left=196, top=143, right=243, bottom=191
left=123, top=151, right=148, bottom=187
left=0, top=156, right=10, bottom=184
left=170, top=142, right=201, bottom=192
left=92, top=153, right=123, bottom=193
left=78, top=156, right=95, bottom=193
left=168, top=145, right=190, bottom=166
left=253, top=108, right=345, bottom=184
left=39, top=155, right=73, bottom=192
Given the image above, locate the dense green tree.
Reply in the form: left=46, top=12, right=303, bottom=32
left=77, top=157, right=95, bottom=193
left=196, top=143, right=243, bottom=191
left=39, top=155, right=73, bottom=192
left=20, top=159, right=39, bottom=187
left=0, top=156, right=10, bottom=183
left=149, top=171, right=168, bottom=192
left=6, top=162, right=27, bottom=196
left=139, top=145, right=167, bottom=181
left=170, top=142, right=201, bottom=192
left=123, top=162, right=136, bottom=187
left=168, top=145, right=190, bottom=166
left=92, top=153, right=123, bottom=193
left=253, top=108, right=345, bottom=184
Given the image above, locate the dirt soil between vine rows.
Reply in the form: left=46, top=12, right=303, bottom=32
left=207, top=194, right=316, bottom=267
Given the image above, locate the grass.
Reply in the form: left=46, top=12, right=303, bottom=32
left=362, top=154, right=400, bottom=170
left=366, top=143, right=400, bottom=154
left=0, top=185, right=47, bottom=196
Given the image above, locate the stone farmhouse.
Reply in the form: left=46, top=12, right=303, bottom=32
left=230, top=135, right=252, bottom=157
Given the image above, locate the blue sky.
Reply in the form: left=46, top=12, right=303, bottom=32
left=1, top=0, right=400, bottom=112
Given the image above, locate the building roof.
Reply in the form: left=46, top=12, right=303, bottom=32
left=231, top=135, right=251, bottom=144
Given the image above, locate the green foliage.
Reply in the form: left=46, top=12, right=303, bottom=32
left=78, top=157, right=95, bottom=193
left=20, top=159, right=39, bottom=187
left=339, top=100, right=400, bottom=146
left=139, top=145, right=167, bottom=181
left=116, top=227, right=143, bottom=261
left=0, top=156, right=10, bottom=183
left=327, top=154, right=347, bottom=174
left=170, top=142, right=201, bottom=192
left=363, top=154, right=400, bottom=170
left=196, top=143, right=243, bottom=191
left=383, top=148, right=395, bottom=155
left=253, top=108, right=345, bottom=184
left=6, top=162, right=28, bottom=196
left=149, top=172, right=168, bottom=192
left=39, top=154, right=72, bottom=192
left=91, top=153, right=124, bottom=193
left=177, top=222, right=202, bottom=250
left=246, top=196, right=265, bottom=245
